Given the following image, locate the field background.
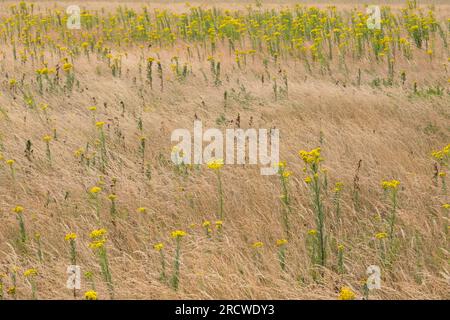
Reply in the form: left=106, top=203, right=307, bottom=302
left=0, top=0, right=448, bottom=299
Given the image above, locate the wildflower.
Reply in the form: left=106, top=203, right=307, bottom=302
left=276, top=239, right=288, bottom=247
left=252, top=241, right=264, bottom=248
left=154, top=243, right=164, bottom=251
left=24, top=269, right=38, bottom=277
left=304, top=177, right=312, bottom=184
left=84, top=290, right=98, bottom=300
left=90, top=186, right=102, bottom=194
left=308, top=229, right=317, bottom=236
left=6, top=159, right=15, bottom=166
left=42, top=135, right=52, bottom=142
left=63, top=62, right=73, bottom=72
left=108, top=194, right=117, bottom=201
left=90, top=228, right=107, bottom=239
left=207, top=158, right=224, bottom=170
left=381, top=180, right=400, bottom=190
left=282, top=171, right=292, bottom=178
left=171, top=230, right=187, bottom=238
left=137, top=207, right=147, bottom=213
left=338, top=287, right=355, bottom=300
left=334, top=182, right=344, bottom=192
left=95, top=121, right=105, bottom=129
left=65, top=233, right=77, bottom=241
left=13, top=206, right=24, bottom=214
left=443, top=204, right=450, bottom=209
left=202, top=220, right=211, bottom=228
left=215, top=220, right=223, bottom=229
left=375, top=232, right=388, bottom=239
left=89, top=240, right=106, bottom=250
left=299, top=147, right=322, bottom=164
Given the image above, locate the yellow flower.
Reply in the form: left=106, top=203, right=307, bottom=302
left=202, top=220, right=211, bottom=228
left=304, top=177, right=312, bottom=184
left=84, top=290, right=98, bottom=300
left=89, top=228, right=107, bottom=239
left=381, top=179, right=400, bottom=190
left=215, top=220, right=223, bottom=229
left=65, top=233, right=77, bottom=241
left=95, top=121, right=105, bottom=129
left=443, top=204, right=450, bottom=209
left=137, top=207, right=147, bottom=213
left=438, top=172, right=446, bottom=177
left=334, top=182, right=344, bottom=192
left=252, top=241, right=264, bottom=248
left=89, top=239, right=106, bottom=250
left=207, top=158, right=224, bottom=170
left=63, top=62, right=73, bottom=72
left=282, top=171, right=292, bottom=178
left=171, top=230, right=187, bottom=238
left=24, top=268, right=38, bottom=277
left=90, top=186, right=102, bottom=194
left=108, top=194, right=117, bottom=201
left=7, top=287, right=16, bottom=295
left=42, top=135, right=52, bottom=142
left=89, top=106, right=97, bottom=111
left=375, top=232, right=388, bottom=239
left=276, top=239, right=288, bottom=247
left=308, top=229, right=317, bottom=235
left=154, top=243, right=164, bottom=251
left=299, top=147, right=322, bottom=164
left=338, top=244, right=344, bottom=251
left=6, top=159, right=15, bottom=166
left=338, top=287, right=355, bottom=300
left=13, top=206, right=24, bottom=214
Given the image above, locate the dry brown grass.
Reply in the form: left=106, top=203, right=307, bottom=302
left=0, top=1, right=448, bottom=300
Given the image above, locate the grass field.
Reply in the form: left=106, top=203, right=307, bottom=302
left=0, top=0, right=448, bottom=300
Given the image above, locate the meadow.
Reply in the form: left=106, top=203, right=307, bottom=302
left=0, top=0, right=448, bottom=300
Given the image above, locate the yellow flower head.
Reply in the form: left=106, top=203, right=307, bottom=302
left=95, top=121, right=105, bottom=129
left=90, top=186, right=102, bottom=194
left=282, top=171, right=292, bottom=178
left=6, top=159, right=15, bottom=166
left=89, top=239, right=106, bottom=250
left=42, top=135, right=52, bottom=142
left=63, top=62, right=73, bottom=72
left=334, top=182, right=344, bottom=192
left=202, top=220, right=211, bottom=228
left=215, top=220, right=223, bottom=229
left=443, top=204, right=450, bottom=210
left=24, top=268, right=38, bottom=278
left=308, top=229, right=317, bottom=236
left=375, top=232, right=388, bottom=239
left=171, top=230, right=187, bottom=238
left=252, top=241, right=264, bottom=248
left=304, top=177, right=312, bottom=184
left=381, top=179, right=400, bottom=190
left=84, top=290, right=98, bottom=300
left=299, top=147, right=322, bottom=164
left=276, top=239, right=288, bottom=247
left=108, top=194, right=117, bottom=201
left=154, top=243, right=164, bottom=251
left=89, top=106, right=97, bottom=112
left=89, top=228, right=107, bottom=240
left=207, top=158, right=224, bottom=170
left=338, top=244, right=345, bottom=251
left=338, top=287, right=355, bottom=300
left=65, top=233, right=77, bottom=241
left=13, top=206, right=24, bottom=214
left=137, top=207, right=147, bottom=213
